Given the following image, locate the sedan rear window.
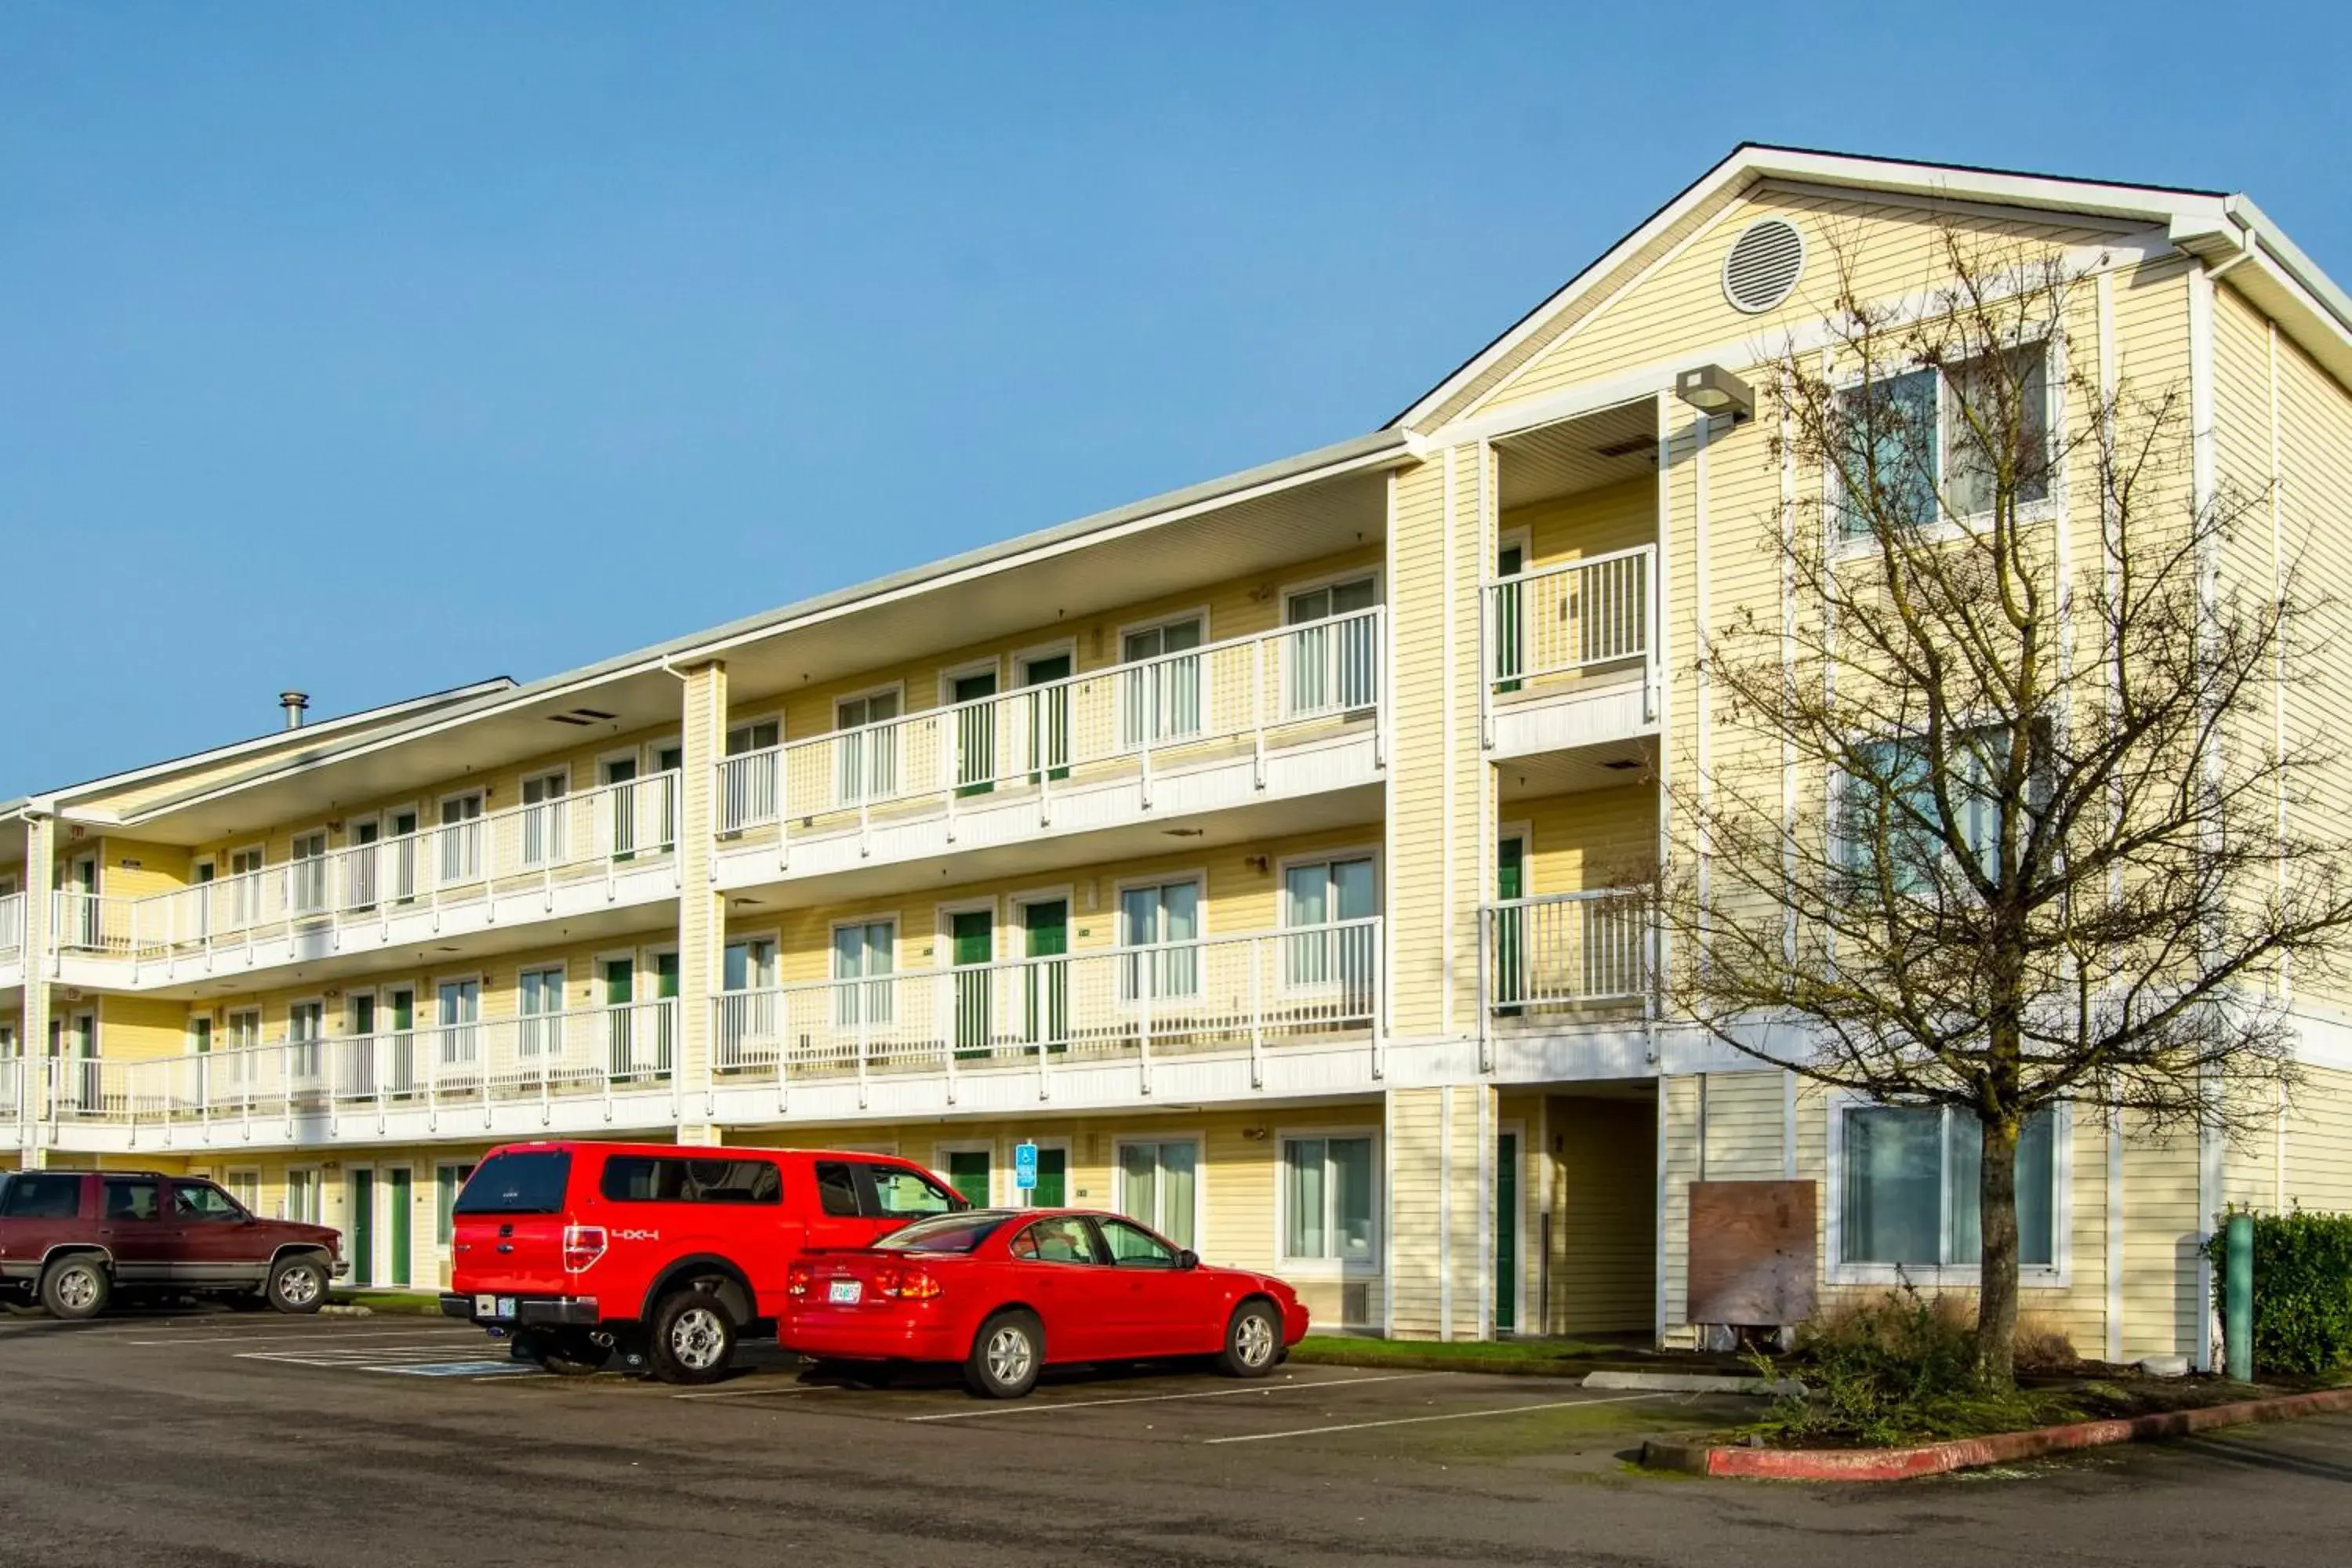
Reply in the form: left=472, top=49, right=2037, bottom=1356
left=0, top=1173, right=81, bottom=1219
left=454, top=1152, right=572, bottom=1215
left=873, top=1214, right=1011, bottom=1254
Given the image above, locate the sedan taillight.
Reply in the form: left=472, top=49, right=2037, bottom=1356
left=877, top=1264, right=941, bottom=1301
left=561, top=1224, right=607, bottom=1272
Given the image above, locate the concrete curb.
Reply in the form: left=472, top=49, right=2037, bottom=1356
left=1640, top=1386, right=2352, bottom=1481
left=1584, top=1370, right=1805, bottom=1397
left=317, top=1304, right=374, bottom=1319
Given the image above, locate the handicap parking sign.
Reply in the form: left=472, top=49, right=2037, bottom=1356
left=1014, top=1141, right=1039, bottom=1192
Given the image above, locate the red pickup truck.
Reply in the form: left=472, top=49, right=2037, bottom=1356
left=0, top=1169, right=346, bottom=1319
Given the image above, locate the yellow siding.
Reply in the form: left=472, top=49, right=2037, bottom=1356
left=1469, top=188, right=2124, bottom=423
left=1385, top=459, right=1450, bottom=1038
left=1548, top=1093, right=1654, bottom=1334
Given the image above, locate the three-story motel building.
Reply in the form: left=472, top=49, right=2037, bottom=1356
left=8, top=146, right=2352, bottom=1362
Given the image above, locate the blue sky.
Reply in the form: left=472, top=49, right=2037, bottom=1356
left=4, top=2, right=2344, bottom=792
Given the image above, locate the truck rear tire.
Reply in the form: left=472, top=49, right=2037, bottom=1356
left=647, top=1289, right=737, bottom=1385
left=41, top=1256, right=111, bottom=1321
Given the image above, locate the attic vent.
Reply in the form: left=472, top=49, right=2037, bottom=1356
left=1722, top=217, right=1806, bottom=314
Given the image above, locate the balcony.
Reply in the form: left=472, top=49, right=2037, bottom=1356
left=1481, top=546, right=1657, bottom=760
left=34, top=1000, right=680, bottom=1152
left=0, top=890, right=22, bottom=989
left=712, top=610, right=1385, bottom=898
left=49, top=776, right=681, bottom=989
left=1480, top=890, right=1651, bottom=1018
left=706, top=919, right=1383, bottom=1120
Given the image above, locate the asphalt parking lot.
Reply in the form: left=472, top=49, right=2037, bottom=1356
left=4, top=1308, right=2350, bottom=1568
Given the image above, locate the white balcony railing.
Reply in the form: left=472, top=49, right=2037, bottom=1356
left=44, top=1000, right=678, bottom=1130
left=52, top=775, right=680, bottom=966
left=0, top=891, right=23, bottom=962
left=713, top=920, right=1381, bottom=1091
left=713, top=608, right=1385, bottom=842
left=1479, top=891, right=1651, bottom=1016
left=1482, top=545, right=1653, bottom=700
left=0, top=1055, right=20, bottom=1122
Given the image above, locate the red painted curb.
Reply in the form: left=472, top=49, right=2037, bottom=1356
left=1652, top=1385, right=2352, bottom=1482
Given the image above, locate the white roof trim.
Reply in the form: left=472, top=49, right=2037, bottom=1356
left=1389, top=143, right=2330, bottom=431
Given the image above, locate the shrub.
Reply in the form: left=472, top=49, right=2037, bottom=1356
left=2203, top=1207, right=2352, bottom=1377
left=2013, top=1311, right=2081, bottom=1375
left=1751, top=1285, right=2074, bottom=1446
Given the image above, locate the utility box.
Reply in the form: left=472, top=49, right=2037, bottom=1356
left=1686, top=1179, right=1817, bottom=1328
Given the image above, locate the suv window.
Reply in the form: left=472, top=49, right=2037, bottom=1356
left=0, top=1173, right=82, bottom=1219
left=813, top=1162, right=862, bottom=1218
left=454, top=1151, right=572, bottom=1216
left=1097, top=1217, right=1178, bottom=1267
left=103, top=1178, right=162, bottom=1221
left=600, top=1156, right=782, bottom=1206
left=172, top=1182, right=248, bottom=1222
left=858, top=1163, right=961, bottom=1219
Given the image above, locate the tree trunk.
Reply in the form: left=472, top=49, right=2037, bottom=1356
left=1975, top=1112, right=2022, bottom=1387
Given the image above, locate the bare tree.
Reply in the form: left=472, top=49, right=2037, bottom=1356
left=1660, top=228, right=2352, bottom=1384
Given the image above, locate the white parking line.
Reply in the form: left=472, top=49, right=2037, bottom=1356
left=905, top=1372, right=1441, bottom=1422
left=673, top=1382, right=848, bottom=1401
left=1200, top=1391, right=1665, bottom=1444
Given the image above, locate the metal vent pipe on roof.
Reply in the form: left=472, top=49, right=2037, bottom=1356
left=279, top=691, right=310, bottom=730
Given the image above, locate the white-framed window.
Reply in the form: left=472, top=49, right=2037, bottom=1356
left=226, top=1168, right=261, bottom=1213
left=1120, top=613, right=1206, bottom=747
left=285, top=1167, right=322, bottom=1225
left=289, top=830, right=328, bottom=913
left=1283, top=574, right=1381, bottom=715
left=225, top=1007, right=262, bottom=1051
left=1119, top=877, right=1201, bottom=1000
left=288, top=1000, right=324, bottom=1081
left=227, top=846, right=265, bottom=927
left=520, top=770, right=568, bottom=867
left=436, top=978, right=482, bottom=1065
left=1116, top=1138, right=1199, bottom=1250
left=835, top=689, right=902, bottom=804
left=1281, top=1133, right=1377, bottom=1265
left=517, top=965, right=565, bottom=1058
left=438, top=792, right=485, bottom=883
left=723, top=936, right=778, bottom=992
left=1830, top=1099, right=2063, bottom=1282
left=434, top=1161, right=478, bottom=1247
left=1831, top=341, right=2052, bottom=543
left=832, top=919, right=895, bottom=1029
left=1281, top=855, right=1377, bottom=992
left=1835, top=723, right=2047, bottom=891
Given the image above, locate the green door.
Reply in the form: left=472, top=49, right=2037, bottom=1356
left=387, top=1168, right=413, bottom=1287
left=348, top=1170, right=376, bottom=1289
left=605, top=959, right=637, bottom=1076
left=1495, top=836, right=1526, bottom=1015
left=1031, top=1147, right=1066, bottom=1207
left=1495, top=1131, right=1519, bottom=1333
left=654, top=950, right=681, bottom=1073
left=952, top=909, right=993, bottom=1059
left=1494, top=542, right=1525, bottom=693
left=953, top=671, right=997, bottom=796
left=1023, top=900, right=1069, bottom=1051
left=946, top=1150, right=991, bottom=1208
left=1022, top=655, right=1072, bottom=781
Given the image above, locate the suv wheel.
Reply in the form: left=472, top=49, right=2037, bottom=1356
left=265, top=1254, right=328, bottom=1315
left=648, top=1289, right=737, bottom=1385
left=1218, top=1299, right=1282, bottom=1378
left=964, top=1308, right=1044, bottom=1399
left=40, top=1256, right=110, bottom=1321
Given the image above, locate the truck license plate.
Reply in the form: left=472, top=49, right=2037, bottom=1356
left=828, top=1279, right=862, bottom=1305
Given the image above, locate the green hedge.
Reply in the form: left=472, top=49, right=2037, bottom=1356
left=2204, top=1209, right=2352, bottom=1376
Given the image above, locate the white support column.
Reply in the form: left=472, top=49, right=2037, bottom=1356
left=19, top=814, right=55, bottom=1161
left=674, top=659, right=728, bottom=1146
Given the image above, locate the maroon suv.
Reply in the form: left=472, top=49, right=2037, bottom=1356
left=0, top=1169, right=346, bottom=1319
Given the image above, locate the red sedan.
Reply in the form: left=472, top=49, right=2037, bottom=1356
left=782, top=1208, right=1311, bottom=1397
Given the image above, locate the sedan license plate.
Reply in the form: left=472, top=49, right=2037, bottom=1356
left=827, top=1279, right=862, bottom=1305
